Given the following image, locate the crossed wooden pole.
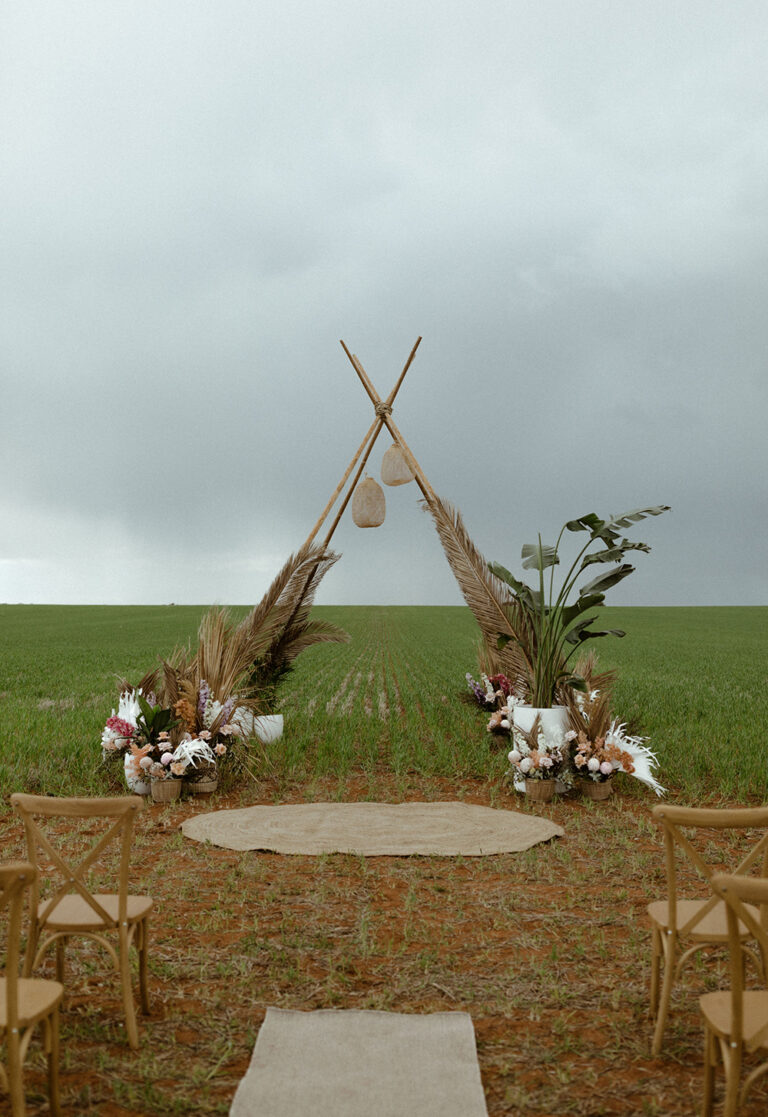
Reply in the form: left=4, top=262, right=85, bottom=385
left=301, top=337, right=437, bottom=551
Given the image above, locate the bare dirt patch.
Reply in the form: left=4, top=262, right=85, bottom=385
left=3, top=775, right=767, bottom=1115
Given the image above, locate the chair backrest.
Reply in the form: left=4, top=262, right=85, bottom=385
left=652, top=805, right=768, bottom=937
left=710, top=872, right=768, bottom=1051
left=0, top=861, right=37, bottom=1033
left=10, top=795, right=144, bottom=929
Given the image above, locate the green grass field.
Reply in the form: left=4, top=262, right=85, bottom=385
left=1, top=604, right=766, bottom=801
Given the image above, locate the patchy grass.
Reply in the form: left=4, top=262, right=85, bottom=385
left=2, top=777, right=767, bottom=1115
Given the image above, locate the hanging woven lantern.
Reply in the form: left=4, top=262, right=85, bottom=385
left=381, top=443, right=415, bottom=487
left=351, top=477, right=386, bottom=528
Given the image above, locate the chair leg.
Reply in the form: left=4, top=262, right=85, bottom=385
left=47, top=1008, right=62, bottom=1117
left=22, top=922, right=38, bottom=979
left=7, top=1028, right=26, bottom=1117
left=723, top=1039, right=742, bottom=1117
left=138, top=918, right=150, bottom=1015
left=118, top=926, right=139, bottom=1049
left=55, top=937, right=66, bottom=983
left=702, top=1026, right=715, bottom=1117
left=652, top=931, right=676, bottom=1055
left=650, top=925, right=661, bottom=1015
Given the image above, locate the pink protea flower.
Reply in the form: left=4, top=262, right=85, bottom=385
left=105, top=716, right=135, bottom=738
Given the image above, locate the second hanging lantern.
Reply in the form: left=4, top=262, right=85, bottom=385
left=380, top=443, right=415, bottom=487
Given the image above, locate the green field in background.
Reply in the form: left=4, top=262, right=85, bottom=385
left=1, top=604, right=766, bottom=800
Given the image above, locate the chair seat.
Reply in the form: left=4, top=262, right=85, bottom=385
left=647, top=898, right=759, bottom=941
left=700, top=989, right=768, bottom=1053
left=0, top=976, right=64, bottom=1029
left=38, top=893, right=153, bottom=931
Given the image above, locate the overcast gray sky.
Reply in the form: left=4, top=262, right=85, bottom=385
left=2, top=1, right=766, bottom=606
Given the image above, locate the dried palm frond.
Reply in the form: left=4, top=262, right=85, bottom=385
left=154, top=543, right=349, bottom=732
left=565, top=651, right=618, bottom=728
left=236, top=543, right=349, bottom=703
left=423, top=495, right=533, bottom=690
left=196, top=606, right=266, bottom=706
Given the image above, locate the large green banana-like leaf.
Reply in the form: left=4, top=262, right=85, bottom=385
left=562, top=614, right=626, bottom=645
left=605, top=505, right=671, bottom=529
left=579, top=562, right=635, bottom=597
left=559, top=593, right=606, bottom=629
left=488, top=562, right=541, bottom=610
left=580, top=538, right=651, bottom=567
left=521, top=541, right=559, bottom=570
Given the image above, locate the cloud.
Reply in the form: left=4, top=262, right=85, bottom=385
left=1, top=1, right=766, bottom=604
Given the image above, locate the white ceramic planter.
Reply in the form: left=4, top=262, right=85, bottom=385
left=233, top=710, right=284, bottom=745
left=511, top=706, right=569, bottom=793
left=123, top=753, right=151, bottom=796
left=252, top=714, right=284, bottom=744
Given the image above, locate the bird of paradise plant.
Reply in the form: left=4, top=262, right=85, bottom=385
left=490, top=506, right=670, bottom=707
left=427, top=497, right=669, bottom=709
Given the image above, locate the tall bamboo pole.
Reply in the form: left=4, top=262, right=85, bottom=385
left=301, top=415, right=381, bottom=549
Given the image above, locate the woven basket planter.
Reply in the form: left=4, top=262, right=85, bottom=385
left=525, top=778, right=556, bottom=802
left=185, top=765, right=219, bottom=795
left=580, top=778, right=613, bottom=801
left=150, top=778, right=182, bottom=803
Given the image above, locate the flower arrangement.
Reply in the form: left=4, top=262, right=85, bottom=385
left=172, top=678, right=241, bottom=775
left=568, top=728, right=635, bottom=783
left=101, top=688, right=145, bottom=756
left=126, top=736, right=213, bottom=784
left=101, top=685, right=221, bottom=789
left=465, top=672, right=501, bottom=710
left=464, top=672, right=526, bottom=736
left=507, top=713, right=568, bottom=782
left=566, top=675, right=665, bottom=795
left=134, top=736, right=217, bottom=784
left=500, top=653, right=666, bottom=797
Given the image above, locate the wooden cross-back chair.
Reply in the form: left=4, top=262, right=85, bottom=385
left=10, top=794, right=153, bottom=1050
left=702, top=874, right=768, bottom=1117
left=1, top=861, right=63, bottom=1117
left=648, top=804, right=768, bottom=1056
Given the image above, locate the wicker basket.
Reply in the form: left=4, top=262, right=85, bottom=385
left=185, top=765, right=219, bottom=795
left=150, top=778, right=182, bottom=803
left=580, top=778, right=613, bottom=801
left=525, top=778, right=556, bottom=802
